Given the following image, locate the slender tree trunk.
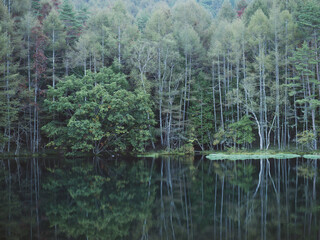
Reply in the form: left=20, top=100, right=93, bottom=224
left=284, top=19, right=289, bottom=148
left=259, top=40, right=264, bottom=149
left=52, top=29, right=56, bottom=100
left=183, top=52, right=188, bottom=133
left=236, top=58, right=240, bottom=122
left=218, top=55, right=224, bottom=130
left=158, top=48, right=164, bottom=146
left=118, top=26, right=121, bottom=67
left=6, top=51, right=10, bottom=152
left=274, top=17, right=280, bottom=149
left=242, top=31, right=248, bottom=115
left=212, top=62, right=217, bottom=132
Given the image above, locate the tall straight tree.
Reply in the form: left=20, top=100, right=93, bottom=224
left=44, top=9, right=65, bottom=95
left=59, top=0, right=80, bottom=75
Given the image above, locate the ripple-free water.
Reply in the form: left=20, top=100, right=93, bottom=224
left=0, top=155, right=319, bottom=239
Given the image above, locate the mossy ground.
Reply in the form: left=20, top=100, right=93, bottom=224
left=206, top=153, right=300, bottom=161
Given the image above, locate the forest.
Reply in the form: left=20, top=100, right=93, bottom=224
left=0, top=0, right=319, bottom=154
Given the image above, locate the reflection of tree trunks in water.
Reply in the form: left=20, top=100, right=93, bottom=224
left=294, top=159, right=298, bottom=240
left=160, top=159, right=166, bottom=238
left=254, top=159, right=264, bottom=197
left=167, top=159, right=176, bottom=240
left=7, top=159, right=11, bottom=237
left=220, top=175, right=224, bottom=240
left=15, top=158, right=21, bottom=189
left=304, top=175, right=308, bottom=238
left=4, top=156, right=320, bottom=239
left=213, top=173, right=217, bottom=239
left=312, top=160, right=317, bottom=239
left=286, top=160, right=289, bottom=239
left=277, top=160, right=281, bottom=240
left=141, top=158, right=155, bottom=240
left=260, top=159, right=264, bottom=240
left=313, top=160, right=317, bottom=200
left=183, top=173, right=189, bottom=238
left=188, top=185, right=193, bottom=240
left=201, top=157, right=204, bottom=216
left=238, top=184, right=241, bottom=240
left=33, top=158, right=40, bottom=239
left=30, top=156, right=33, bottom=239
left=260, top=160, right=268, bottom=240
left=179, top=160, right=185, bottom=219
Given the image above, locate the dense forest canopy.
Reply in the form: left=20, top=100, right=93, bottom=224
left=0, top=0, right=319, bottom=154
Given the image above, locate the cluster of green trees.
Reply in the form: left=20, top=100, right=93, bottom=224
left=0, top=0, right=319, bottom=154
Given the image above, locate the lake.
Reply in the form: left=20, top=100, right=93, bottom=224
left=0, top=155, right=319, bottom=239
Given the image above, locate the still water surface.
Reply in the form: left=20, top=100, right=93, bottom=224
left=0, top=155, right=320, bottom=240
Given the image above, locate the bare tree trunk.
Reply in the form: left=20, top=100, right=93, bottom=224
left=183, top=53, right=188, bottom=133
left=218, top=55, right=224, bottom=130
left=220, top=175, right=225, bottom=240
left=52, top=29, right=56, bottom=101
left=274, top=16, right=280, bottom=149
left=259, top=40, right=264, bottom=149
left=212, top=62, right=217, bottom=132
left=6, top=51, right=10, bottom=152
left=236, top=58, right=240, bottom=122
left=118, top=26, right=121, bottom=68
left=242, top=31, right=248, bottom=115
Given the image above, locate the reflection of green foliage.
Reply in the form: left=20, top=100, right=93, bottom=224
left=0, top=167, right=31, bottom=239
left=297, top=164, right=316, bottom=179
left=212, top=161, right=255, bottom=192
left=43, top=159, right=155, bottom=240
left=229, top=164, right=255, bottom=192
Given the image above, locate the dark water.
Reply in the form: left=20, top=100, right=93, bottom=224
left=0, top=155, right=320, bottom=240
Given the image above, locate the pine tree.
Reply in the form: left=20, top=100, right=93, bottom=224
left=44, top=9, right=66, bottom=91
left=60, top=0, right=81, bottom=46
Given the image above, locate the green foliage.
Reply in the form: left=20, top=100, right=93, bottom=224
left=290, top=42, right=320, bottom=108
left=297, top=0, right=320, bottom=31
left=0, top=0, right=319, bottom=154
left=213, top=116, right=255, bottom=148
left=296, top=130, right=316, bottom=150
left=60, top=0, right=81, bottom=45
left=243, top=0, right=272, bottom=24
left=218, top=0, right=236, bottom=22
left=227, top=116, right=255, bottom=145
left=236, top=0, right=247, bottom=10
left=42, top=68, right=155, bottom=154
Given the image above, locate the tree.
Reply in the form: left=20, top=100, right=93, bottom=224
left=227, top=115, right=255, bottom=148
left=218, top=0, right=236, bottom=22
left=290, top=42, right=320, bottom=150
left=59, top=0, right=81, bottom=74
left=42, top=67, right=155, bottom=154
left=246, top=9, right=275, bottom=150
left=43, top=9, right=66, bottom=94
left=0, top=2, right=21, bottom=153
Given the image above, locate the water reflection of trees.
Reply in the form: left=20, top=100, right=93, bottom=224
left=148, top=157, right=320, bottom=240
left=43, top=157, right=156, bottom=240
left=0, top=157, right=42, bottom=240
left=0, top=156, right=320, bottom=239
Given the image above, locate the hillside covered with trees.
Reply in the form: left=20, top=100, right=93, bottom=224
left=0, top=0, right=319, bottom=154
